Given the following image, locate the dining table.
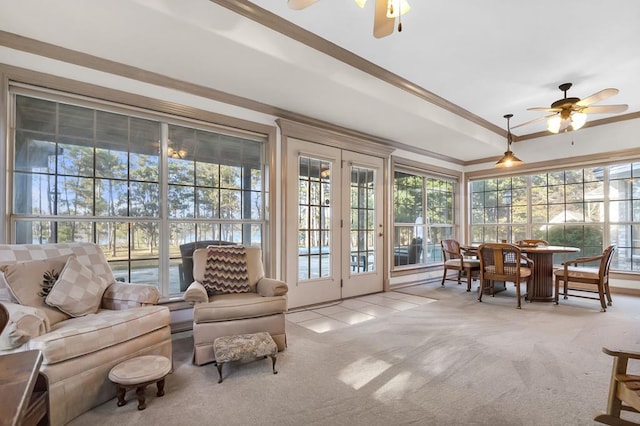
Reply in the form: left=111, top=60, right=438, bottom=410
left=517, top=245, right=580, bottom=302
left=462, top=244, right=580, bottom=302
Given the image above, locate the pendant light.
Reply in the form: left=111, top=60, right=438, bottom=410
left=495, top=114, right=524, bottom=168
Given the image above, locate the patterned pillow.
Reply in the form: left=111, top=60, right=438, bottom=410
left=202, top=245, right=250, bottom=296
left=45, top=257, right=109, bottom=317
left=1, top=255, right=73, bottom=325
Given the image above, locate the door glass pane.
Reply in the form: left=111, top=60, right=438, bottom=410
left=350, top=166, right=375, bottom=273
left=298, top=156, right=331, bottom=280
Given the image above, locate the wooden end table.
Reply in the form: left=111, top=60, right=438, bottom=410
left=0, top=349, right=49, bottom=426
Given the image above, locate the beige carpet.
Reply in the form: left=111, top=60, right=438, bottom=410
left=69, top=282, right=640, bottom=426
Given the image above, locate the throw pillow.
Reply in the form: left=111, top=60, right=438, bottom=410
left=45, top=257, right=109, bottom=317
left=0, top=271, right=18, bottom=303
left=1, top=256, right=73, bottom=325
left=202, top=245, right=250, bottom=296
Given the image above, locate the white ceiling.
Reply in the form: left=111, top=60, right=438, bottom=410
left=1, top=0, right=639, bottom=163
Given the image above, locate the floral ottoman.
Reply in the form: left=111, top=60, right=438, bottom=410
left=213, top=332, right=278, bottom=383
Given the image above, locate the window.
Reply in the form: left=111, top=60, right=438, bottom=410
left=470, top=176, right=528, bottom=244
left=10, top=92, right=267, bottom=297
left=297, top=156, right=331, bottom=280
left=469, top=165, right=640, bottom=269
left=608, top=162, right=640, bottom=271
left=393, top=170, right=456, bottom=269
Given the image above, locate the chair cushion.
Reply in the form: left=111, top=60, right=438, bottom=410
left=484, top=265, right=532, bottom=278
left=445, top=259, right=480, bottom=268
left=45, top=257, right=110, bottom=317
left=0, top=256, right=73, bottom=325
left=193, top=292, right=287, bottom=323
left=26, top=305, right=169, bottom=365
left=553, top=267, right=599, bottom=281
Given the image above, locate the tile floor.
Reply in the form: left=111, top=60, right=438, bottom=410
left=285, top=291, right=437, bottom=333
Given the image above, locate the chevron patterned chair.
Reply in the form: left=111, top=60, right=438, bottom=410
left=183, top=245, right=288, bottom=366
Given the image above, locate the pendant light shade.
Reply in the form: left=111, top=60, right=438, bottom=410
left=495, top=114, right=524, bottom=168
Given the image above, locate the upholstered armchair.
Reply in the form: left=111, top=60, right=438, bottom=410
left=183, top=245, right=288, bottom=366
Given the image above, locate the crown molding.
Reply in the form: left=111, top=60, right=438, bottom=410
left=208, top=0, right=506, bottom=138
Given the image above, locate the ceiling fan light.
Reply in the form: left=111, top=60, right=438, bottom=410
left=386, top=0, right=411, bottom=18
left=571, top=112, right=587, bottom=130
left=547, top=115, right=562, bottom=134
left=353, top=0, right=367, bottom=7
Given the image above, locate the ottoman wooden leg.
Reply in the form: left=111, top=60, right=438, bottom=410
left=217, top=362, right=224, bottom=384
left=270, top=355, right=278, bottom=375
left=116, top=386, right=127, bottom=407
left=136, top=386, right=147, bottom=410
left=156, top=378, right=165, bottom=397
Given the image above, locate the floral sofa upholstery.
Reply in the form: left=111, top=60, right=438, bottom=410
left=0, top=242, right=172, bottom=425
left=183, top=245, right=287, bottom=365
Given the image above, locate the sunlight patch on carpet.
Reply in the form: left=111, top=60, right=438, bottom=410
left=339, top=356, right=392, bottom=390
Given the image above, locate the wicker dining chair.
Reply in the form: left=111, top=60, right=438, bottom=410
left=553, top=244, right=616, bottom=312
left=440, top=240, right=480, bottom=291
left=477, top=243, right=533, bottom=309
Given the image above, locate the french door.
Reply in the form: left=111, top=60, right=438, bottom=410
left=285, top=139, right=384, bottom=308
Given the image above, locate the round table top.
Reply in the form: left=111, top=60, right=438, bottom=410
left=462, top=244, right=580, bottom=254
left=108, top=355, right=171, bottom=385
left=517, top=245, right=580, bottom=254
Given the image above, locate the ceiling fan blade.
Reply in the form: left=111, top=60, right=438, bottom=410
left=374, top=0, right=395, bottom=38
left=576, top=88, right=618, bottom=107
left=511, top=113, right=556, bottom=129
left=581, top=104, right=629, bottom=114
left=527, top=107, right=562, bottom=112
left=287, top=0, right=319, bottom=10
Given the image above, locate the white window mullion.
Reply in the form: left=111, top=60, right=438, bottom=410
left=159, top=122, right=170, bottom=299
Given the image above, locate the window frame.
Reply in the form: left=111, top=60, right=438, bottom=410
left=391, top=158, right=460, bottom=273
left=7, top=83, right=275, bottom=300
left=468, top=163, right=640, bottom=272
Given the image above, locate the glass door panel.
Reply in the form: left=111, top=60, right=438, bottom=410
left=341, top=151, right=384, bottom=299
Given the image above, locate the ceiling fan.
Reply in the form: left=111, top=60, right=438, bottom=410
left=513, top=83, right=628, bottom=134
left=287, top=0, right=411, bottom=38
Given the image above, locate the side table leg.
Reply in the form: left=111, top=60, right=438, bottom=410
left=116, top=386, right=127, bottom=407
left=156, top=378, right=165, bottom=397
left=217, top=363, right=224, bottom=383
left=270, top=355, right=278, bottom=375
left=136, top=386, right=147, bottom=410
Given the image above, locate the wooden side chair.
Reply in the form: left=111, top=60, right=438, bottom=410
left=594, top=347, right=640, bottom=425
left=553, top=244, right=616, bottom=312
left=477, top=243, right=533, bottom=309
left=440, top=240, right=480, bottom=291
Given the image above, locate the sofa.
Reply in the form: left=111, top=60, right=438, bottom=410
left=0, top=242, right=172, bottom=425
left=183, top=245, right=288, bottom=365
